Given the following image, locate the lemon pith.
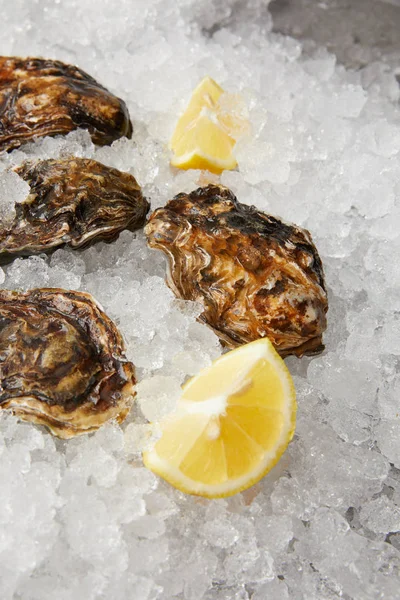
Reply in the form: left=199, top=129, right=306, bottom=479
left=143, top=338, right=297, bottom=498
left=169, top=76, right=238, bottom=174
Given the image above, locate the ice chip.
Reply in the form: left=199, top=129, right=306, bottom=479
left=0, top=170, right=30, bottom=223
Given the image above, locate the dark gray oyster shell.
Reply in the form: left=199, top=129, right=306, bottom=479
left=0, top=157, right=150, bottom=263
left=0, top=56, right=132, bottom=152
left=0, top=288, right=136, bottom=438
left=145, top=184, right=328, bottom=357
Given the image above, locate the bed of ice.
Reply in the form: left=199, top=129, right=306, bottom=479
left=1, top=0, right=400, bottom=598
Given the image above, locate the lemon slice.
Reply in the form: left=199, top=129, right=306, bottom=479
left=170, top=76, right=238, bottom=175
left=143, top=338, right=296, bottom=498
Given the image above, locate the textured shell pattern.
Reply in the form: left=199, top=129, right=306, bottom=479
left=145, top=184, right=328, bottom=357
left=0, top=288, right=136, bottom=438
left=0, top=56, right=132, bottom=152
left=0, top=157, right=150, bottom=263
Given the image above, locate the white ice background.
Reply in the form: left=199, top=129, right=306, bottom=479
left=0, top=0, right=399, bottom=598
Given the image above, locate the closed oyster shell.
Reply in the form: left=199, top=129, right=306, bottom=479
left=0, top=288, right=136, bottom=438
left=145, top=184, right=328, bottom=357
left=0, top=56, right=132, bottom=152
left=0, top=157, right=150, bottom=263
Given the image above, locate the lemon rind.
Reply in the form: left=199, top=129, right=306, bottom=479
left=170, top=149, right=237, bottom=173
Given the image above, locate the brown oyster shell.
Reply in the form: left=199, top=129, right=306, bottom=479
left=0, top=157, right=150, bottom=263
left=0, top=56, right=132, bottom=152
left=0, top=288, right=136, bottom=438
left=145, top=184, right=328, bottom=357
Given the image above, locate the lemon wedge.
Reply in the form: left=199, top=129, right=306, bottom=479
left=170, top=76, right=223, bottom=149
left=143, top=338, right=296, bottom=498
left=170, top=76, right=238, bottom=175
left=171, top=113, right=237, bottom=174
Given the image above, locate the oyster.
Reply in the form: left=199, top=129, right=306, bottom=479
left=0, top=157, right=150, bottom=263
left=0, top=56, right=132, bottom=152
left=0, top=288, right=136, bottom=438
left=145, top=184, right=328, bottom=357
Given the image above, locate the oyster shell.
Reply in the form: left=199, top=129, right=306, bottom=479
left=0, top=56, right=132, bottom=152
left=0, top=157, right=150, bottom=263
left=145, top=184, right=328, bottom=357
left=0, top=288, right=136, bottom=438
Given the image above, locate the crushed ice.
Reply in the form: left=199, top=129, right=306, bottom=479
left=0, top=170, right=30, bottom=223
left=0, top=0, right=400, bottom=598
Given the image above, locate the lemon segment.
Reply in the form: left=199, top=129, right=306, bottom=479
left=143, top=338, right=296, bottom=498
left=169, top=76, right=238, bottom=174
left=170, top=113, right=237, bottom=174
left=170, top=76, right=224, bottom=150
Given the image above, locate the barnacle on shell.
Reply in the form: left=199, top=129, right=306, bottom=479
left=0, top=56, right=132, bottom=152
left=0, top=157, right=150, bottom=263
left=145, top=184, right=328, bottom=357
left=0, top=288, right=136, bottom=438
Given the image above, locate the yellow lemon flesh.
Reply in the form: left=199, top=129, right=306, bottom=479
left=170, top=76, right=224, bottom=149
left=170, top=76, right=238, bottom=175
left=143, top=338, right=297, bottom=499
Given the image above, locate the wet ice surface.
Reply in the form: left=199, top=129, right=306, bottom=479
left=1, top=0, right=400, bottom=598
